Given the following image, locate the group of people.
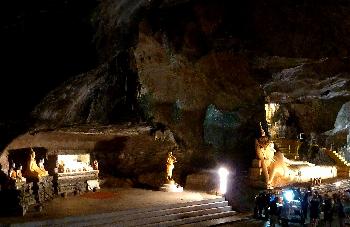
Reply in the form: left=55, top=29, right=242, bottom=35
left=302, top=189, right=347, bottom=227
left=254, top=187, right=348, bottom=227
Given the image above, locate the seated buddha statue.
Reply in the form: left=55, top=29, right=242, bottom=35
left=8, top=163, right=17, bottom=180
left=16, top=165, right=26, bottom=183
left=24, top=148, right=48, bottom=179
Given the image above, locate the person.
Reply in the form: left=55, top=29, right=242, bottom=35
left=24, top=148, right=48, bottom=179
left=280, top=197, right=291, bottom=227
left=302, top=189, right=311, bottom=222
left=166, top=151, right=176, bottom=181
left=309, top=191, right=321, bottom=227
left=323, top=194, right=333, bottom=227
left=253, top=194, right=260, bottom=218
left=255, top=192, right=265, bottom=218
left=335, top=196, right=346, bottom=227
left=269, top=196, right=280, bottom=227
left=263, top=192, right=270, bottom=219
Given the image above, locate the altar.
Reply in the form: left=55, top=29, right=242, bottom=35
left=47, top=153, right=99, bottom=197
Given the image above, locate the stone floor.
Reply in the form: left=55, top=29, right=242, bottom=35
left=0, top=188, right=221, bottom=225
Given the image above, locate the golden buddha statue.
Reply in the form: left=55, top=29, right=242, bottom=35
left=24, top=148, right=48, bottom=179
left=255, top=123, right=313, bottom=188
left=16, top=165, right=26, bottom=183
left=93, top=160, right=99, bottom=170
left=8, top=163, right=17, bottom=180
left=166, top=151, right=176, bottom=181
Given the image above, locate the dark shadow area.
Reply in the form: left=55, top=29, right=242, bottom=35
left=1, top=0, right=98, bottom=120
left=92, top=136, right=128, bottom=176
left=0, top=0, right=99, bottom=153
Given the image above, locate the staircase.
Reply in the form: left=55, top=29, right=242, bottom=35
left=12, top=197, right=243, bottom=227
left=325, top=149, right=350, bottom=177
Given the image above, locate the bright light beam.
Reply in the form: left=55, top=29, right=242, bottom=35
left=218, top=167, right=229, bottom=194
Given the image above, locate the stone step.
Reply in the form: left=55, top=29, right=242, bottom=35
left=179, top=215, right=249, bottom=226
left=141, top=211, right=238, bottom=227
left=11, top=198, right=228, bottom=227
left=122, top=206, right=233, bottom=227
left=75, top=201, right=230, bottom=227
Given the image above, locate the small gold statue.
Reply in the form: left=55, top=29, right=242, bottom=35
left=166, top=151, right=176, bottom=182
left=16, top=165, right=26, bottom=183
left=160, top=151, right=183, bottom=192
left=57, top=160, right=65, bottom=173
left=39, top=158, right=45, bottom=171
left=93, top=160, right=99, bottom=170
left=24, top=148, right=48, bottom=179
left=8, top=163, right=17, bottom=180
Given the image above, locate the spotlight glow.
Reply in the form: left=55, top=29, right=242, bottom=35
left=218, top=167, right=229, bottom=194
left=284, top=190, right=294, bottom=202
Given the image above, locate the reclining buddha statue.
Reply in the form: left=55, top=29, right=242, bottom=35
left=255, top=123, right=314, bottom=188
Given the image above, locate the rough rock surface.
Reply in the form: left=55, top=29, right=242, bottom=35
left=262, top=57, right=350, bottom=135
left=31, top=52, right=139, bottom=128
left=334, top=101, right=350, bottom=131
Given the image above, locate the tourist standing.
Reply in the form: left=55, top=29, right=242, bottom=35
left=309, top=191, right=321, bottom=227
left=263, top=192, right=270, bottom=219
left=256, top=192, right=264, bottom=218
left=323, top=194, right=333, bottom=227
left=269, top=196, right=280, bottom=227
left=302, top=189, right=311, bottom=222
left=335, top=196, right=346, bottom=227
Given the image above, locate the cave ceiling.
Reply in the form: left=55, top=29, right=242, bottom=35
left=1, top=0, right=350, bottom=166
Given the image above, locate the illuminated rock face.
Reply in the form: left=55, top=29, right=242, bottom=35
left=334, top=102, right=350, bottom=132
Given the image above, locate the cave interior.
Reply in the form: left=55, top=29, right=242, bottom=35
left=1, top=0, right=350, bottom=212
